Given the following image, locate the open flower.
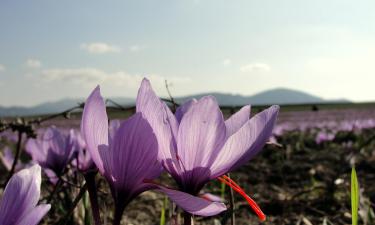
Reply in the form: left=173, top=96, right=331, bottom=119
left=25, top=127, right=76, bottom=183
left=81, top=86, right=226, bottom=225
left=137, top=78, right=279, bottom=221
left=0, top=164, right=51, bottom=225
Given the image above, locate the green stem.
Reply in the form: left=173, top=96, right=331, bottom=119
left=84, top=172, right=102, bottom=225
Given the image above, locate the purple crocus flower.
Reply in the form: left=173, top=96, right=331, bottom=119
left=0, top=164, right=51, bottom=225
left=70, top=129, right=96, bottom=173
left=81, top=86, right=226, bottom=225
left=137, top=78, right=279, bottom=220
left=25, top=126, right=76, bottom=183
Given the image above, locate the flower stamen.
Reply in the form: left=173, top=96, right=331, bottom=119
left=218, top=175, right=266, bottom=222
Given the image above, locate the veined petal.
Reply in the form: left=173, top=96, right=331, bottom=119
left=136, top=79, right=181, bottom=177
left=175, top=99, right=197, bottom=123
left=81, top=86, right=109, bottom=174
left=16, top=204, right=51, bottom=225
left=177, top=96, right=226, bottom=172
left=0, top=165, right=42, bottom=225
left=156, top=185, right=226, bottom=216
left=109, top=119, right=121, bottom=144
left=210, top=105, right=279, bottom=178
left=111, top=113, right=161, bottom=192
left=225, top=105, right=251, bottom=138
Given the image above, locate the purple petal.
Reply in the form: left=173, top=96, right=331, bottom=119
left=0, top=165, right=42, bottom=224
left=210, top=105, right=279, bottom=178
left=16, top=204, right=51, bottom=225
left=44, top=127, right=66, bottom=156
left=136, top=79, right=181, bottom=177
left=25, top=139, right=47, bottom=166
left=110, top=113, right=162, bottom=191
left=0, top=146, right=14, bottom=171
left=156, top=185, right=226, bottom=216
left=43, top=168, right=59, bottom=185
left=175, top=99, right=197, bottom=123
left=109, top=119, right=121, bottom=143
left=177, top=96, right=226, bottom=172
left=81, top=86, right=109, bottom=174
left=199, top=193, right=224, bottom=203
left=225, top=105, right=251, bottom=137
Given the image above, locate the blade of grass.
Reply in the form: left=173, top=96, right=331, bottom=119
left=351, top=167, right=359, bottom=225
left=160, top=196, right=167, bottom=225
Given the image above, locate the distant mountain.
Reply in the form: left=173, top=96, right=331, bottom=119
left=0, top=88, right=347, bottom=117
left=0, top=97, right=134, bottom=117
left=175, top=88, right=328, bottom=106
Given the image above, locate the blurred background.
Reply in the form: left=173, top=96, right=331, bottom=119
left=1, top=1, right=375, bottom=225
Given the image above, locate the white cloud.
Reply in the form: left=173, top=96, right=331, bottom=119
left=80, top=42, right=121, bottom=54
left=222, top=59, right=232, bottom=66
left=129, top=45, right=144, bottom=53
left=40, top=67, right=191, bottom=92
left=26, top=59, right=42, bottom=68
left=240, top=63, right=270, bottom=73
left=0, top=64, right=5, bottom=72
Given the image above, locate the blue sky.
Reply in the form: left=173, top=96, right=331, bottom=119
left=1, top=0, right=375, bottom=106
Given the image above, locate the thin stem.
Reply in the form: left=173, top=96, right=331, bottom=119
left=227, top=173, right=236, bottom=225
left=84, top=172, right=102, bottom=225
left=58, top=183, right=88, bottom=225
left=113, top=202, right=126, bottom=225
left=183, top=211, right=193, bottom=225
left=3, top=131, right=23, bottom=187
left=47, top=175, right=63, bottom=203
left=165, top=79, right=177, bottom=112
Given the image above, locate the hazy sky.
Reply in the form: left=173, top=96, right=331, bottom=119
left=1, top=0, right=375, bottom=106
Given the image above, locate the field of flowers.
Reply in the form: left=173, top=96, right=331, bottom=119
left=0, top=80, right=374, bottom=225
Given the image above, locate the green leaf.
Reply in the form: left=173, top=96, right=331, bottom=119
left=351, top=167, right=359, bottom=225
left=220, top=180, right=226, bottom=200
left=160, top=196, right=167, bottom=225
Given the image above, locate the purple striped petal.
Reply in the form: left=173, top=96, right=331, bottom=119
left=156, top=186, right=226, bottom=216
left=225, top=105, right=251, bottom=137
left=175, top=99, right=197, bottom=123
left=136, top=79, right=181, bottom=178
left=16, top=204, right=51, bottom=225
left=0, top=165, right=42, bottom=225
left=110, top=112, right=162, bottom=191
left=210, top=105, right=279, bottom=178
left=81, top=86, right=109, bottom=174
left=177, top=96, right=226, bottom=172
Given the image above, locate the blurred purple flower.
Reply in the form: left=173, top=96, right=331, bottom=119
left=315, top=131, right=335, bottom=144
left=137, top=78, right=279, bottom=220
left=25, top=126, right=76, bottom=183
left=0, top=164, right=50, bottom=225
left=0, top=146, right=32, bottom=172
left=70, top=130, right=96, bottom=173
left=81, top=86, right=226, bottom=224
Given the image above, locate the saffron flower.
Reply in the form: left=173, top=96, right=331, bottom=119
left=137, top=78, right=279, bottom=221
left=70, top=130, right=96, bottom=173
left=25, top=126, right=76, bottom=183
left=0, top=164, right=51, bottom=225
left=81, top=86, right=226, bottom=225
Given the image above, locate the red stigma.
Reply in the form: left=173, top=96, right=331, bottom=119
left=218, top=175, right=266, bottom=222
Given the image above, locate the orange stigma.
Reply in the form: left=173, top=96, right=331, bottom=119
left=218, top=175, right=266, bottom=222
